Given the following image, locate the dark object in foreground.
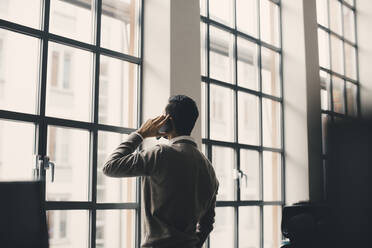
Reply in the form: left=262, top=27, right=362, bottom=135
left=281, top=118, right=372, bottom=248
left=0, top=181, right=49, bottom=248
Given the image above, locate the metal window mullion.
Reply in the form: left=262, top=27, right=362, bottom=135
left=353, top=2, right=361, bottom=118
left=90, top=0, right=102, bottom=246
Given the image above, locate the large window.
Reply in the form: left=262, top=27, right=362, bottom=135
left=316, top=0, right=359, bottom=174
left=0, top=0, right=142, bottom=247
left=200, top=0, right=284, bottom=247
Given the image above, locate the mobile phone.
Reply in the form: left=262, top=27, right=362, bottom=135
left=159, top=118, right=173, bottom=133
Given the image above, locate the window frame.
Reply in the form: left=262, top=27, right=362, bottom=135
left=0, top=0, right=144, bottom=247
left=201, top=0, right=285, bottom=247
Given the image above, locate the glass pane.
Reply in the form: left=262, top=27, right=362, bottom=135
left=264, top=206, right=282, bottom=248
left=99, top=55, right=138, bottom=128
left=50, top=0, right=93, bottom=43
left=346, top=82, right=358, bottom=117
left=344, top=0, right=354, bottom=6
left=0, top=0, right=41, bottom=29
left=329, top=0, right=342, bottom=35
left=47, top=210, right=89, bottom=248
left=212, top=146, right=235, bottom=201
left=209, top=207, right=234, bottom=248
left=101, top=0, right=140, bottom=56
left=236, top=0, right=258, bottom=37
left=240, top=150, right=260, bottom=200
left=46, top=126, right=89, bottom=201
left=97, top=131, right=136, bottom=203
left=260, top=0, right=280, bottom=47
left=46, top=42, right=93, bottom=122
left=316, top=0, right=329, bottom=27
left=0, top=120, right=35, bottom=181
left=210, top=84, right=234, bottom=142
left=330, top=35, right=344, bottom=75
left=262, top=99, right=281, bottom=149
left=239, top=207, right=260, bottom=248
left=201, top=23, right=207, bottom=77
left=200, top=0, right=206, bottom=16
left=209, top=26, right=234, bottom=83
left=96, top=210, right=135, bottom=248
left=344, top=43, right=357, bottom=80
left=237, top=38, right=259, bottom=90
left=263, top=152, right=281, bottom=201
left=201, top=83, right=207, bottom=138
left=332, top=76, right=345, bottom=114
left=209, top=0, right=233, bottom=26
left=261, top=48, right=281, bottom=97
left=0, top=29, right=39, bottom=114
left=238, top=92, right=259, bottom=145
left=343, top=6, right=355, bottom=43
left=320, top=71, right=331, bottom=110
left=318, top=28, right=330, bottom=69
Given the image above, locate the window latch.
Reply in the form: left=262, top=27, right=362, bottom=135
left=35, top=155, right=55, bottom=182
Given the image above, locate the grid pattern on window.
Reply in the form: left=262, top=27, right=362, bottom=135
left=0, top=0, right=143, bottom=247
left=200, top=0, right=284, bottom=247
left=316, top=0, right=360, bottom=160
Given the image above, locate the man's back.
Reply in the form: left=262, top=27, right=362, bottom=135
left=103, top=133, right=219, bottom=248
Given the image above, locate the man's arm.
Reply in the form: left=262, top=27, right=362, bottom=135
left=103, top=115, right=170, bottom=177
left=102, top=132, right=162, bottom=177
left=196, top=194, right=217, bottom=248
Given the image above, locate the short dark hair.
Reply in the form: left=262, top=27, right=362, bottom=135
left=165, top=95, right=199, bottom=136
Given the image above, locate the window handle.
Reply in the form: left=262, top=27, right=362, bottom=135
left=35, top=155, right=55, bottom=182
left=234, top=169, right=248, bottom=188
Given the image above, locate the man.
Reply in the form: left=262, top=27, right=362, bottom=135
left=103, top=95, right=219, bottom=248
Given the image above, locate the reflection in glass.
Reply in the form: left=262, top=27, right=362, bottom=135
left=50, top=0, right=93, bottom=43
left=46, top=42, right=93, bottom=122
left=344, top=43, right=357, bottom=80
left=97, top=131, right=136, bottom=203
left=262, top=99, right=281, bottom=149
left=209, top=26, right=234, bottom=83
left=264, top=206, right=282, bottom=248
left=212, top=146, right=235, bottom=201
left=346, top=82, right=358, bottom=117
left=330, top=35, right=344, bottom=75
left=209, top=207, right=234, bottom=248
left=237, top=0, right=257, bottom=37
left=47, top=210, right=89, bottom=248
left=237, top=38, right=259, bottom=90
left=238, top=93, right=259, bottom=145
left=329, top=0, right=342, bottom=35
left=316, top=0, right=328, bottom=27
left=101, top=0, right=139, bottom=56
left=320, top=71, right=330, bottom=110
left=0, top=29, right=39, bottom=114
left=263, top=152, right=281, bottom=201
left=240, top=150, right=260, bottom=200
left=209, top=0, right=233, bottom=26
left=332, top=76, right=345, bottom=114
left=261, top=48, right=281, bottom=97
left=343, top=6, right=355, bottom=43
left=0, top=120, right=36, bottom=181
left=318, top=29, right=330, bottom=69
left=99, top=55, right=138, bottom=128
left=260, top=0, right=280, bottom=47
left=46, top=126, right=90, bottom=201
left=96, top=210, right=135, bottom=248
left=210, top=84, right=234, bottom=142
left=239, top=207, right=260, bottom=248
left=321, top=114, right=330, bottom=154
left=0, top=0, right=42, bottom=29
